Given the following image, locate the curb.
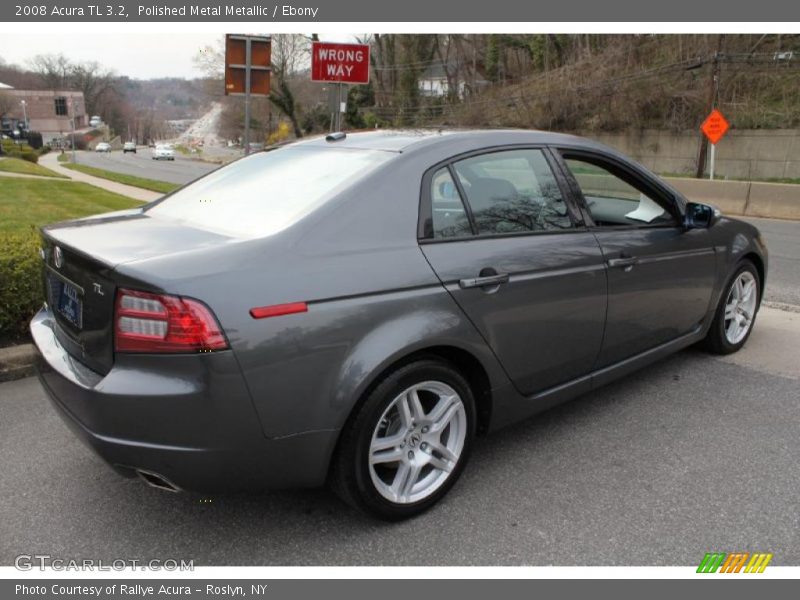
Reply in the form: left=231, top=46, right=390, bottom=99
left=0, top=343, right=37, bottom=383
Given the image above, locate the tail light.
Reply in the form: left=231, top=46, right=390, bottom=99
left=114, top=288, right=228, bottom=353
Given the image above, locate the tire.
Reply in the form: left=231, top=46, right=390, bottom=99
left=702, top=259, right=760, bottom=355
left=330, top=359, right=476, bottom=520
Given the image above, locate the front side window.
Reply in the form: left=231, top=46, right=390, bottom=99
left=147, top=145, right=395, bottom=238
left=563, top=156, right=677, bottom=227
left=452, top=149, right=572, bottom=235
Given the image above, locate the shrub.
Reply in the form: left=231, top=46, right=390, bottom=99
left=26, top=131, right=44, bottom=149
left=19, top=151, right=39, bottom=163
left=267, top=121, right=292, bottom=145
left=0, top=231, right=44, bottom=343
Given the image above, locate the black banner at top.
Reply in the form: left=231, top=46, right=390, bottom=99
left=1, top=0, right=798, bottom=22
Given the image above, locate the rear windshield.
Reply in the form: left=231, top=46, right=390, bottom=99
left=146, top=145, right=395, bottom=238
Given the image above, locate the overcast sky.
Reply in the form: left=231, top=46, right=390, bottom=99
left=0, top=33, right=356, bottom=80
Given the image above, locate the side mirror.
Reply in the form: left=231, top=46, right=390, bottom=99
left=685, top=202, right=720, bottom=229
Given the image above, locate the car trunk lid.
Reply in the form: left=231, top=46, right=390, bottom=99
left=40, top=209, right=236, bottom=374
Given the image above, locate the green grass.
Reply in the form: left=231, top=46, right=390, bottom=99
left=56, top=152, right=70, bottom=162
left=0, top=157, right=68, bottom=179
left=61, top=162, right=180, bottom=194
left=0, top=178, right=143, bottom=234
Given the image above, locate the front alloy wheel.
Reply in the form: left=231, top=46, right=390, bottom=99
left=703, top=259, right=760, bottom=355
left=723, top=271, right=758, bottom=345
left=331, top=359, right=476, bottom=520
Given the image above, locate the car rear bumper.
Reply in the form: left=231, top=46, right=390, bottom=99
left=30, top=306, right=338, bottom=492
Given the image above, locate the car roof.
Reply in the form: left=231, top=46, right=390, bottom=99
left=293, top=128, right=604, bottom=154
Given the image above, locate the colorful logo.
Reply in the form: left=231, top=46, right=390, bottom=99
left=697, top=552, right=773, bottom=573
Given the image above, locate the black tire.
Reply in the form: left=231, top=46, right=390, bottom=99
left=702, top=259, right=760, bottom=355
left=330, top=359, right=476, bottom=521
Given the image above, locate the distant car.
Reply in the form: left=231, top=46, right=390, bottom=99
left=31, top=130, right=768, bottom=520
left=152, top=144, right=175, bottom=161
left=123, top=142, right=137, bottom=154
left=94, top=142, right=111, bottom=153
left=89, top=116, right=102, bottom=128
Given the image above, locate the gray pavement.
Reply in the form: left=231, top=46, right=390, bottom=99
left=743, top=217, right=800, bottom=307
left=0, top=218, right=798, bottom=567
left=68, top=147, right=218, bottom=185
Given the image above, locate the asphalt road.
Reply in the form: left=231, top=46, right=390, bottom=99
left=0, top=217, right=798, bottom=566
left=744, top=217, right=800, bottom=307
left=74, top=148, right=218, bottom=185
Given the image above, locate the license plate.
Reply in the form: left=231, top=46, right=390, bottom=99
left=57, top=280, right=83, bottom=329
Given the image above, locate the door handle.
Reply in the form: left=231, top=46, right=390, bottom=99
left=459, top=273, right=510, bottom=289
left=607, top=254, right=639, bottom=270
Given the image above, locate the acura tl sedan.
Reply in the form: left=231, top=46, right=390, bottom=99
left=31, top=130, right=767, bottom=519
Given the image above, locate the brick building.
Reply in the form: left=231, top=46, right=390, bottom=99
left=0, top=86, right=87, bottom=143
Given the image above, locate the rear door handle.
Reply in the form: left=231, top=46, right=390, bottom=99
left=459, top=273, right=509, bottom=289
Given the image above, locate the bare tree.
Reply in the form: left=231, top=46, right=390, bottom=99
left=28, top=54, right=72, bottom=89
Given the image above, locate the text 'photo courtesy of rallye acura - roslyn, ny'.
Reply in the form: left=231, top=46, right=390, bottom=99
left=31, top=129, right=767, bottom=520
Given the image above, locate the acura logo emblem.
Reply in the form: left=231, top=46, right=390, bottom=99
left=53, top=246, right=63, bottom=269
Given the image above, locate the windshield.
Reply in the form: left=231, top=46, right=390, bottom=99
left=147, top=145, right=395, bottom=238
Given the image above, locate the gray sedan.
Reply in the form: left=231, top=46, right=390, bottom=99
left=31, top=130, right=767, bottom=519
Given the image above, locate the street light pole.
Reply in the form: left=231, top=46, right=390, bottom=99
left=20, top=100, right=28, bottom=131
left=70, top=97, right=77, bottom=163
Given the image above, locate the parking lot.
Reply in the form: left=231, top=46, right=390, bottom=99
left=0, top=217, right=798, bottom=566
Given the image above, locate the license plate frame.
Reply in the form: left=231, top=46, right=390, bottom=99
left=49, top=272, right=84, bottom=330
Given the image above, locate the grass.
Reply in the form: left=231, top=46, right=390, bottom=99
left=0, top=157, right=68, bottom=179
left=0, top=178, right=143, bottom=234
left=56, top=152, right=70, bottom=162
left=61, top=162, right=180, bottom=194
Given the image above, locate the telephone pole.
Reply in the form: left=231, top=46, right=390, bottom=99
left=695, top=35, right=724, bottom=178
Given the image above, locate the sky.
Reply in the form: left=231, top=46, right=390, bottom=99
left=0, top=33, right=356, bottom=80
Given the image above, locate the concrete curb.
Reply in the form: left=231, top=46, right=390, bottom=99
left=0, top=343, right=37, bottom=383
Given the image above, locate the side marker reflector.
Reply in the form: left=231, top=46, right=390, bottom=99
left=250, top=302, right=308, bottom=319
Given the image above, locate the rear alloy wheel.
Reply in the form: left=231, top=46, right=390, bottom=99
left=703, top=260, right=760, bottom=354
left=331, top=360, right=476, bottom=520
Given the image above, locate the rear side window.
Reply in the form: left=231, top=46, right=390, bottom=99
left=452, top=149, right=572, bottom=235
left=430, top=167, right=473, bottom=239
left=147, top=145, right=394, bottom=238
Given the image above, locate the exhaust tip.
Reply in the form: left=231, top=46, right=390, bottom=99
left=135, top=469, right=180, bottom=493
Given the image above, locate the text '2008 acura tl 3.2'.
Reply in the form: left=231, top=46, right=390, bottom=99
left=31, top=129, right=767, bottom=519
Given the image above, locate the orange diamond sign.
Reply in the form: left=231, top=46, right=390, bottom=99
left=701, top=109, right=730, bottom=145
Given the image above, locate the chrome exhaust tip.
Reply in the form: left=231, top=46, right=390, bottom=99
left=135, top=469, right=181, bottom=493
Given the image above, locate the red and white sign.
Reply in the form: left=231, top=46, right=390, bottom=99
left=311, top=42, right=370, bottom=84
left=700, top=108, right=730, bottom=145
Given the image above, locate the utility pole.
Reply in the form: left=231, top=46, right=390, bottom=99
left=244, top=36, right=252, bottom=155
left=695, top=35, right=724, bottom=179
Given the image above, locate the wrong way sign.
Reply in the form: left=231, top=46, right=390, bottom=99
left=311, top=42, right=370, bottom=84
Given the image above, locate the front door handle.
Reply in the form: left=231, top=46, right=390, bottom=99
left=459, top=272, right=509, bottom=289
left=607, top=254, right=639, bottom=270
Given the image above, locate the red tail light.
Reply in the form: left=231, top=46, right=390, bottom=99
left=114, top=288, right=228, bottom=353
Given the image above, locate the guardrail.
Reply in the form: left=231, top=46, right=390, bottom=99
left=666, top=177, right=800, bottom=220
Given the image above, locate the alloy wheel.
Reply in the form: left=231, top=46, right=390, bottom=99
left=724, top=271, right=758, bottom=345
left=368, top=381, right=467, bottom=504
